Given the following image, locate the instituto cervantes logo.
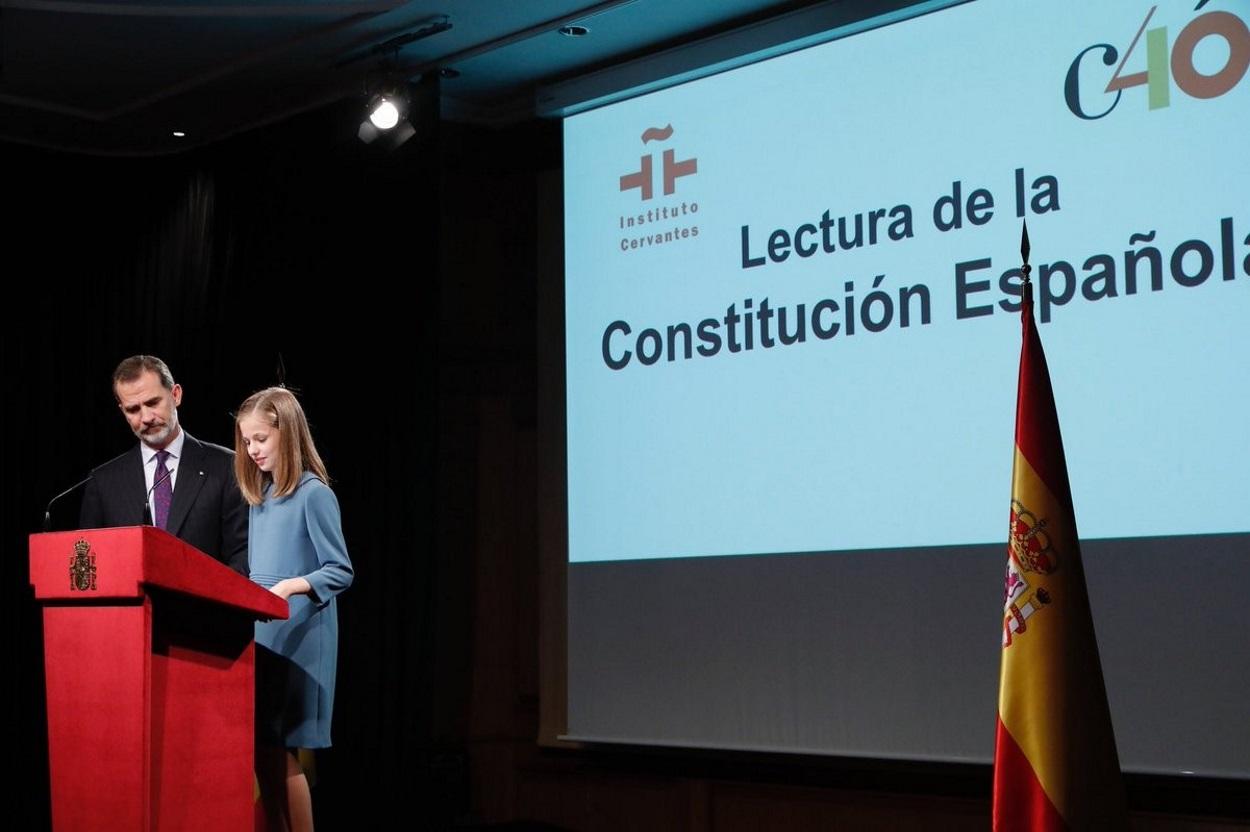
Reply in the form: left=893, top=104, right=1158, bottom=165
left=619, top=124, right=697, bottom=199
left=617, top=124, right=701, bottom=253
left=1002, top=499, right=1057, bottom=647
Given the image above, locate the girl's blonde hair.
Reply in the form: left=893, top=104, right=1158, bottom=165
left=234, top=387, right=329, bottom=506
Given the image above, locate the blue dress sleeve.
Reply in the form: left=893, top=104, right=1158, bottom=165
left=302, top=482, right=354, bottom=607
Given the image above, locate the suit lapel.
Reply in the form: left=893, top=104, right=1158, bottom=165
left=122, top=447, right=148, bottom=525
left=166, top=433, right=206, bottom=536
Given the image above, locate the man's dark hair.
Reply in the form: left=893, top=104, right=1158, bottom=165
left=112, top=355, right=176, bottom=398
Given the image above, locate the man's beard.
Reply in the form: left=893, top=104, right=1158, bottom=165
left=136, top=413, right=178, bottom=448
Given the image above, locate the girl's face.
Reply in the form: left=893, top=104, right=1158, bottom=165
left=238, top=413, right=280, bottom=473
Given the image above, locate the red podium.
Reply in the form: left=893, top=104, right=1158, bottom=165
left=29, top=527, right=288, bottom=831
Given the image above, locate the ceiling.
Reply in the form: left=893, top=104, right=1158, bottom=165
left=0, top=0, right=841, bottom=155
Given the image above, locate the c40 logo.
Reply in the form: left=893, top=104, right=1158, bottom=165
left=1065, top=2, right=1249, bottom=119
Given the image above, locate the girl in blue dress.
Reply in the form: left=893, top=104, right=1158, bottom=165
left=235, top=387, right=353, bottom=832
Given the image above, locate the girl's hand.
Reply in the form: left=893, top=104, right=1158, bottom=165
left=269, top=577, right=311, bottom=600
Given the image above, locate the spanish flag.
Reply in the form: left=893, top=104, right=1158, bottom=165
left=993, top=225, right=1128, bottom=831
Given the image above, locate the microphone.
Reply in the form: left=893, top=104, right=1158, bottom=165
left=142, top=465, right=174, bottom=526
left=43, top=475, right=92, bottom=532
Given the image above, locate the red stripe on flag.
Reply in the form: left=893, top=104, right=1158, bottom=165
left=993, top=716, right=1066, bottom=832
left=1014, top=290, right=1073, bottom=507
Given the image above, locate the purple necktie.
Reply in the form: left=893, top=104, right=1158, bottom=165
left=153, top=450, right=173, bottom=530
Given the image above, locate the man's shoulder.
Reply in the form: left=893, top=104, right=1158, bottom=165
left=91, top=446, right=139, bottom=478
left=182, top=432, right=236, bottom=461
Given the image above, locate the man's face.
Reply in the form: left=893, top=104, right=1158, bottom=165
left=115, top=370, right=182, bottom=450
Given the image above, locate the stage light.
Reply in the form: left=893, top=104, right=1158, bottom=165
left=358, top=82, right=416, bottom=149
left=369, top=98, right=401, bottom=130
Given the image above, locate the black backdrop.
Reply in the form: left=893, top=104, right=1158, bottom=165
left=3, top=75, right=556, bottom=829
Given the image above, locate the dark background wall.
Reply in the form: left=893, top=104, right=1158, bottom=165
left=5, top=90, right=1246, bottom=830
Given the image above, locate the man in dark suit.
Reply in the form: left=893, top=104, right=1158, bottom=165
left=79, top=355, right=249, bottom=575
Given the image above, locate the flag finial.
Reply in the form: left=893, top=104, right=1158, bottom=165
left=1020, top=221, right=1031, bottom=285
